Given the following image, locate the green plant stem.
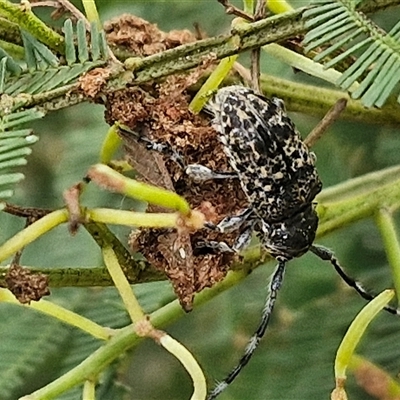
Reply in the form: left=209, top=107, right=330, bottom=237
left=375, top=208, right=400, bottom=307
left=189, top=13, right=253, bottom=114
left=0, top=266, right=164, bottom=288
left=26, top=69, right=400, bottom=128
left=262, top=43, right=357, bottom=90
left=83, top=222, right=133, bottom=274
left=243, top=0, right=252, bottom=14
left=82, top=380, right=95, bottom=400
left=0, top=209, right=69, bottom=263
left=9, top=1, right=399, bottom=125
left=88, top=164, right=191, bottom=215
left=102, top=246, right=206, bottom=399
left=19, top=268, right=249, bottom=400
left=333, top=289, right=394, bottom=383
left=159, top=334, right=207, bottom=400
left=0, top=0, right=64, bottom=53
left=87, top=208, right=180, bottom=228
left=122, top=0, right=398, bottom=84
left=0, top=288, right=111, bottom=340
left=1, top=165, right=400, bottom=288
left=315, top=173, right=400, bottom=238
left=0, top=17, right=22, bottom=46
left=259, top=73, right=400, bottom=125
left=267, top=0, right=293, bottom=13
left=317, top=165, right=400, bottom=202
left=0, top=39, right=24, bottom=59
left=189, top=55, right=238, bottom=113
left=81, top=0, right=101, bottom=29
left=124, top=8, right=303, bottom=82
left=99, top=124, right=121, bottom=164
left=102, top=246, right=145, bottom=323
left=83, top=221, right=164, bottom=284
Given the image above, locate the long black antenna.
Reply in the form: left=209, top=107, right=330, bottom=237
left=207, top=260, right=287, bottom=400
left=310, top=244, right=399, bottom=316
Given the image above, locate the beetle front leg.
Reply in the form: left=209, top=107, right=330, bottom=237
left=118, top=124, right=186, bottom=168
left=185, top=164, right=237, bottom=182
left=205, top=208, right=253, bottom=232
left=197, top=220, right=255, bottom=253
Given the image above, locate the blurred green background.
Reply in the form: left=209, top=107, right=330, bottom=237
left=1, top=1, right=400, bottom=400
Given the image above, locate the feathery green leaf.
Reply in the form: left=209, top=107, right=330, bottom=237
left=0, top=19, right=109, bottom=97
left=304, top=0, right=400, bottom=108
left=0, top=108, right=42, bottom=201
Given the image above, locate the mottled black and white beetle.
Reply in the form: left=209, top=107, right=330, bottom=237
left=200, top=85, right=324, bottom=399
left=204, top=85, right=322, bottom=258
left=119, top=85, right=399, bottom=399
left=197, top=86, right=399, bottom=399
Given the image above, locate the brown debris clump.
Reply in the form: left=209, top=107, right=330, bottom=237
left=79, top=67, right=112, bottom=99
left=104, top=14, right=196, bottom=57
left=104, top=16, right=247, bottom=311
left=107, top=78, right=247, bottom=311
left=5, top=264, right=50, bottom=304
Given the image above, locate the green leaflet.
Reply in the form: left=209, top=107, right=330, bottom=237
left=304, top=0, right=400, bottom=108
left=0, top=109, right=42, bottom=201
left=0, top=282, right=174, bottom=400
left=0, top=19, right=109, bottom=202
left=0, top=307, right=69, bottom=399
left=0, top=19, right=108, bottom=96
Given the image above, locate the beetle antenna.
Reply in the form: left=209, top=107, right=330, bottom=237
left=207, top=260, right=287, bottom=399
left=310, top=244, right=399, bottom=316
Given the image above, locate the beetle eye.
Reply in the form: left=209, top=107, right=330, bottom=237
left=310, top=151, right=317, bottom=163
left=271, top=97, right=286, bottom=110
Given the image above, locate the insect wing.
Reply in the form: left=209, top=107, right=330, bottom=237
left=212, top=87, right=322, bottom=220
left=257, top=95, right=322, bottom=207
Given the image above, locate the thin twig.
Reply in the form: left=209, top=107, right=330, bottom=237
left=233, top=61, right=251, bottom=84
left=250, top=0, right=266, bottom=92
left=217, top=0, right=254, bottom=21
left=3, top=203, right=54, bottom=267
left=250, top=49, right=261, bottom=92
left=218, top=0, right=265, bottom=92
left=304, top=98, right=348, bottom=148
left=3, top=203, right=53, bottom=219
left=56, top=0, right=90, bottom=29
left=30, top=1, right=59, bottom=7
left=63, top=181, right=86, bottom=235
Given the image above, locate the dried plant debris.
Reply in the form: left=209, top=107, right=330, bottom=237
left=5, top=264, right=50, bottom=304
left=106, top=77, right=247, bottom=311
left=79, top=67, right=112, bottom=99
left=104, top=14, right=196, bottom=57
left=104, top=16, right=246, bottom=311
left=78, top=14, right=197, bottom=100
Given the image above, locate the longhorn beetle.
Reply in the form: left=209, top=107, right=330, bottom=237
left=120, top=85, right=399, bottom=399
left=202, top=86, right=400, bottom=399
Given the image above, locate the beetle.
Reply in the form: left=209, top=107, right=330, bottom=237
left=201, top=86, right=398, bottom=399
